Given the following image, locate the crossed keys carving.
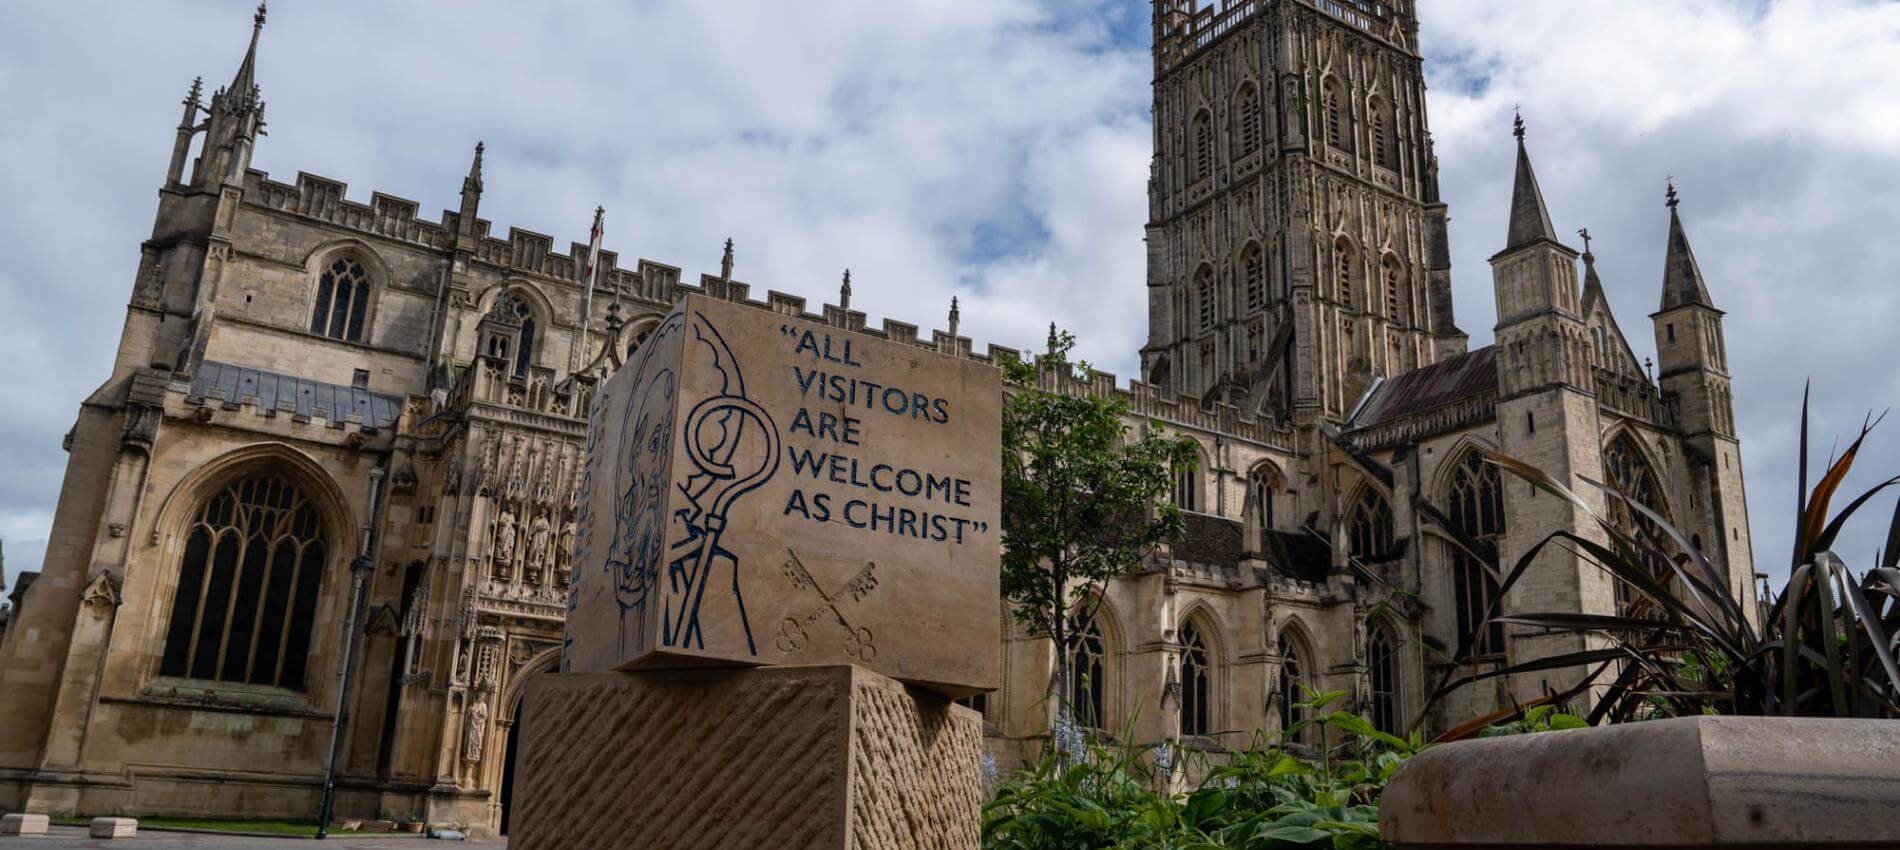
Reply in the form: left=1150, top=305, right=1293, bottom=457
left=775, top=548, right=879, bottom=660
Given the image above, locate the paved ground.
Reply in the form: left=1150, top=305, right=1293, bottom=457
left=2, top=826, right=505, bottom=848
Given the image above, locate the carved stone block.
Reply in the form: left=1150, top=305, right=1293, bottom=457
left=511, top=666, right=982, bottom=850
left=567, top=294, right=1002, bottom=696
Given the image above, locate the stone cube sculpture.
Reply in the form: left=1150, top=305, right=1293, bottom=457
left=565, top=294, right=1002, bottom=696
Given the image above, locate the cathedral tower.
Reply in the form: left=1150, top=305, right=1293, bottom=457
left=1141, top=0, right=1462, bottom=424
left=1651, top=186, right=1756, bottom=611
left=1488, top=118, right=1616, bottom=698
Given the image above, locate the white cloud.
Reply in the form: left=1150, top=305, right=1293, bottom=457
left=0, top=0, right=1894, bottom=595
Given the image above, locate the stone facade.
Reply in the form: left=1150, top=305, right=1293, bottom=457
left=0, top=0, right=1756, bottom=836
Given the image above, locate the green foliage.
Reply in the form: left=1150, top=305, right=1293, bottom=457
left=983, top=692, right=1416, bottom=849
left=1429, top=390, right=1900, bottom=723
left=1476, top=705, right=1590, bottom=738
left=999, top=328, right=1201, bottom=711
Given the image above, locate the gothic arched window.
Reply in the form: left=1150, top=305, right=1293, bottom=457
left=503, top=294, right=538, bottom=377
left=1242, top=243, right=1266, bottom=313
left=1236, top=83, right=1262, bottom=157
left=1179, top=621, right=1212, bottom=736
left=1605, top=434, right=1672, bottom=612
left=1323, top=77, right=1350, bottom=153
left=1249, top=465, right=1279, bottom=540
left=1369, top=96, right=1398, bottom=169
left=310, top=253, right=372, bottom=343
left=1192, top=109, right=1214, bottom=183
left=159, top=472, right=330, bottom=691
left=1196, top=266, right=1217, bottom=331
left=1172, top=453, right=1201, bottom=514
left=1447, top=450, right=1506, bottom=656
left=1368, top=623, right=1400, bottom=734
left=1277, top=634, right=1309, bottom=742
left=1335, top=239, right=1356, bottom=310
left=1067, top=610, right=1108, bottom=727
left=1347, top=487, right=1395, bottom=563
left=1383, top=256, right=1405, bottom=320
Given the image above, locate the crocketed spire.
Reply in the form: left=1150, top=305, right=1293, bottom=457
left=1504, top=112, right=1558, bottom=251
left=1659, top=183, right=1715, bottom=311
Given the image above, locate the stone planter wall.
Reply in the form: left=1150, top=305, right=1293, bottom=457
left=1381, top=716, right=1900, bottom=849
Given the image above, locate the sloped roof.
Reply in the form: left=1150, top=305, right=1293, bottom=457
left=190, top=360, right=403, bottom=429
left=1350, top=346, right=1498, bottom=429
left=1177, top=512, right=1244, bottom=569
left=1264, top=530, right=1332, bottom=583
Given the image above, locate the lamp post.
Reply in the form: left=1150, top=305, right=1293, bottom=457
left=316, top=552, right=376, bottom=839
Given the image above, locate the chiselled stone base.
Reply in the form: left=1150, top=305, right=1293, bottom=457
left=511, top=665, right=982, bottom=850
left=1381, top=716, right=1900, bottom=849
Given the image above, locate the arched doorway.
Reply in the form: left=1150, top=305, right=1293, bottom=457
left=500, top=710, right=526, bottom=836
left=496, top=646, right=560, bottom=836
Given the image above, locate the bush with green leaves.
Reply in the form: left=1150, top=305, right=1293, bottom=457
left=983, top=691, right=1414, bottom=849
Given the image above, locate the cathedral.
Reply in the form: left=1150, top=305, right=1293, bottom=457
left=0, top=0, right=1756, bottom=835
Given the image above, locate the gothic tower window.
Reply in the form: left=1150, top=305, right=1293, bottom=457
left=1368, top=623, right=1400, bottom=734
left=1604, top=434, right=1672, bottom=613
left=1067, top=609, right=1108, bottom=727
left=1447, top=450, right=1506, bottom=656
left=1192, top=109, right=1214, bottom=183
left=1335, top=239, right=1357, bottom=311
left=1347, top=486, right=1395, bottom=563
left=310, top=253, right=372, bottom=342
left=1179, top=620, right=1211, bottom=736
left=1323, top=77, right=1350, bottom=153
left=507, top=295, right=537, bottom=376
left=1236, top=83, right=1261, bottom=157
left=159, top=471, right=330, bottom=691
left=1383, top=256, right=1405, bottom=320
left=1196, top=266, right=1217, bottom=331
left=1242, top=242, right=1266, bottom=312
left=479, top=291, right=540, bottom=378
left=1369, top=96, right=1391, bottom=168
left=1277, top=634, right=1310, bottom=742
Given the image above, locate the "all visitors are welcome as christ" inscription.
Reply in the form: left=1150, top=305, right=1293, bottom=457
left=565, top=294, right=1002, bottom=697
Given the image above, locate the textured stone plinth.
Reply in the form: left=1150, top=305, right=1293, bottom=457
left=567, top=294, right=1002, bottom=696
left=1381, top=716, right=1900, bottom=849
left=2, top=813, right=49, bottom=836
left=511, top=666, right=982, bottom=850
left=88, top=817, right=138, bottom=838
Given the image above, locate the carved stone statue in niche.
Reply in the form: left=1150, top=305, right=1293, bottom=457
left=463, top=698, right=489, bottom=763
left=556, top=518, right=576, bottom=585
left=494, top=508, right=517, bottom=568
left=525, top=512, right=552, bottom=581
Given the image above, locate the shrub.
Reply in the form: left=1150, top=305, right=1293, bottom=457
left=983, top=692, right=1412, bottom=849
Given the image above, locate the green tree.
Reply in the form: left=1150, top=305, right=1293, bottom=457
left=1000, top=327, right=1200, bottom=725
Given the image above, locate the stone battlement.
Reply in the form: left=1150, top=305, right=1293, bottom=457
left=237, top=165, right=1292, bottom=449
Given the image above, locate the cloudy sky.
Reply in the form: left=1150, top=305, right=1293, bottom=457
left=1, top=0, right=1896, bottom=598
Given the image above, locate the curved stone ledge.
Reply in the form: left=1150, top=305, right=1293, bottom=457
left=1380, top=716, right=1900, bottom=849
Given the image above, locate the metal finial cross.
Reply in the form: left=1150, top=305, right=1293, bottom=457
left=1577, top=227, right=1592, bottom=254
left=1512, top=108, right=1524, bottom=141
left=1665, top=179, right=1680, bottom=210
left=254, top=2, right=267, bottom=29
